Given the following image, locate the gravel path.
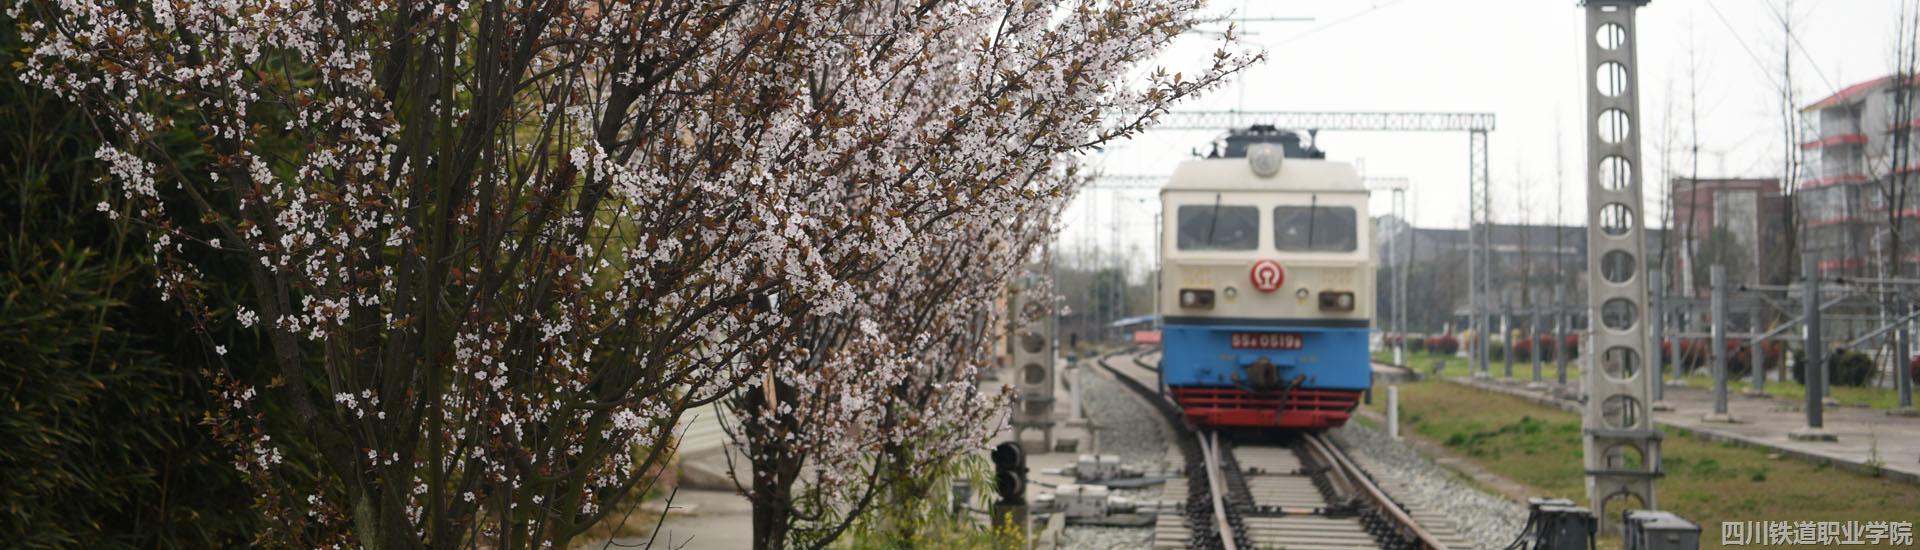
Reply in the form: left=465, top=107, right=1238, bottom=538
left=1333, top=421, right=1529, bottom=550
left=1056, top=525, right=1153, bottom=550
left=1076, top=363, right=1174, bottom=464
left=1056, top=361, right=1167, bottom=550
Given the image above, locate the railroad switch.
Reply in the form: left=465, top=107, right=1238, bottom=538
left=1069, top=454, right=1126, bottom=481
left=1029, top=455, right=1182, bottom=527
left=1043, top=484, right=1111, bottom=518
left=1032, top=483, right=1160, bottom=527
left=1043, top=453, right=1184, bottom=488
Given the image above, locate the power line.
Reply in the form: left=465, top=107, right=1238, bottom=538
left=1196, top=16, right=1319, bottom=24
left=1702, top=0, right=1786, bottom=93
left=1761, top=0, right=1839, bottom=98
left=1270, top=0, right=1420, bottom=48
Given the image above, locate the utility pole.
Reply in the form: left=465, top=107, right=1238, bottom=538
left=1790, top=253, right=1837, bottom=441
left=1504, top=296, right=1516, bottom=379
left=1388, top=199, right=1400, bottom=365
left=1650, top=271, right=1668, bottom=406
left=1554, top=118, right=1571, bottom=390
left=1705, top=264, right=1735, bottom=422
left=1532, top=302, right=1546, bottom=386
left=1749, top=300, right=1768, bottom=396
left=1396, top=186, right=1410, bottom=365
left=1472, top=130, right=1493, bottom=379
left=1900, top=301, right=1914, bottom=412
left=1370, top=177, right=1413, bottom=366
left=1556, top=285, right=1571, bottom=387
left=1580, top=0, right=1661, bottom=533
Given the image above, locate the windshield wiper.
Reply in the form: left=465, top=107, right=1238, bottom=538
left=1306, top=194, right=1319, bottom=250
left=1203, top=192, right=1223, bottom=247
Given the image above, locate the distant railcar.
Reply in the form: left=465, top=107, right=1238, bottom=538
left=1157, top=127, right=1374, bottom=431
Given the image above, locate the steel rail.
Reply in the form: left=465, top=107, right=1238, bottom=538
left=1304, top=432, right=1449, bottom=550
left=1099, top=349, right=1450, bottom=549
left=1297, top=433, right=1357, bottom=498
left=1198, top=431, right=1239, bottom=550
left=1132, top=349, right=1161, bottom=372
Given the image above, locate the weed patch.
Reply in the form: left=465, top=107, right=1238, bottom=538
left=1363, top=379, right=1920, bottom=549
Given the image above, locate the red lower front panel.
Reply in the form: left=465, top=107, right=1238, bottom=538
left=1169, top=387, right=1364, bottom=429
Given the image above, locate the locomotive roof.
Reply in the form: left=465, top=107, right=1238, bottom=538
left=1159, top=157, right=1365, bottom=194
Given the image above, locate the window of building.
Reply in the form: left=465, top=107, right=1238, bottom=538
left=1273, top=203, right=1357, bottom=252
left=1799, top=185, right=1852, bottom=221
left=1800, top=154, right=1823, bottom=181
left=1176, top=203, right=1260, bottom=250
left=1819, top=108, right=1854, bottom=138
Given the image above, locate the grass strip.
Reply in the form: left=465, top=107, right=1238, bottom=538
left=1363, top=379, right=1920, bottom=549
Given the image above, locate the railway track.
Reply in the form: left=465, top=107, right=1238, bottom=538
left=1093, top=347, right=1468, bottom=550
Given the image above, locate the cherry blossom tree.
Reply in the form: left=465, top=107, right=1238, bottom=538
left=699, top=4, right=1252, bottom=547
left=12, top=0, right=1251, bottom=547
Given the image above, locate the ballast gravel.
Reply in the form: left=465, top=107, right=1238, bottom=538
left=1059, top=358, right=1528, bottom=550
left=1056, top=362, right=1166, bottom=550
left=1332, top=421, right=1530, bottom=550
left=1074, top=363, right=1175, bottom=464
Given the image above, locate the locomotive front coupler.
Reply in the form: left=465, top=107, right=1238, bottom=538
left=1243, top=356, right=1282, bottom=390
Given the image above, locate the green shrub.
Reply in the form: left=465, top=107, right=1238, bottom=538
left=0, top=17, right=258, bottom=546
left=1790, top=348, right=1876, bottom=387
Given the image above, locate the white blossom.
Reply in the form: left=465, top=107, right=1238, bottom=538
left=10, top=0, right=1252, bottom=545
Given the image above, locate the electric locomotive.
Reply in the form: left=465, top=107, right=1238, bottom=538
left=1157, top=127, right=1374, bottom=430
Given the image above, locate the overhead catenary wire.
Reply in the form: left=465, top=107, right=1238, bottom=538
left=1268, top=0, right=1421, bottom=48
left=1761, top=0, right=1839, bottom=98
left=1700, top=0, right=1841, bottom=99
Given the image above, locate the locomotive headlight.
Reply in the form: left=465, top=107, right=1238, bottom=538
left=1179, top=288, right=1215, bottom=309
left=1319, top=291, right=1356, bottom=312
left=1223, top=286, right=1238, bottom=299
left=1294, top=288, right=1310, bottom=300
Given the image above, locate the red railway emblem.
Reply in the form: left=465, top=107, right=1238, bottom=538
left=1249, top=260, right=1285, bottom=292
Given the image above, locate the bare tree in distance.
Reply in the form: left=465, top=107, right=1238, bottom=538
left=1514, top=161, right=1534, bottom=344
left=1683, top=26, right=1710, bottom=297
left=1770, top=0, right=1809, bottom=278
left=1655, top=68, right=1682, bottom=370
left=1554, top=113, right=1567, bottom=308
left=1880, top=2, right=1920, bottom=284
left=1762, top=0, right=1809, bottom=380
left=1867, top=0, right=1920, bottom=386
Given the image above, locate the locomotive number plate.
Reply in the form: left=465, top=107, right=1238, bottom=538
left=1230, top=332, right=1302, bottom=350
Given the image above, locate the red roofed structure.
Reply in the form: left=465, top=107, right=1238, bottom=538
left=1797, top=74, right=1920, bottom=277
left=1801, top=75, right=1898, bottom=113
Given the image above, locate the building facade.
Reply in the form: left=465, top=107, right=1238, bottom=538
left=1666, top=177, right=1791, bottom=292
left=1799, top=75, right=1920, bottom=277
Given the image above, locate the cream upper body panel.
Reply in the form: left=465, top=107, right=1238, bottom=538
left=1161, top=154, right=1368, bottom=194
left=1157, top=155, right=1375, bottom=323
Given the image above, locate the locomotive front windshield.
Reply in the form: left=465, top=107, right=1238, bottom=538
left=1176, top=203, right=1259, bottom=250
left=1273, top=203, right=1357, bottom=252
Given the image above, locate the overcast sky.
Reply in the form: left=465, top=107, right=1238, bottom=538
left=1060, top=0, right=1903, bottom=274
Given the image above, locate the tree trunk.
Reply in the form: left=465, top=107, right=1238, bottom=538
left=747, top=377, right=805, bottom=550
left=751, top=463, right=800, bottom=550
